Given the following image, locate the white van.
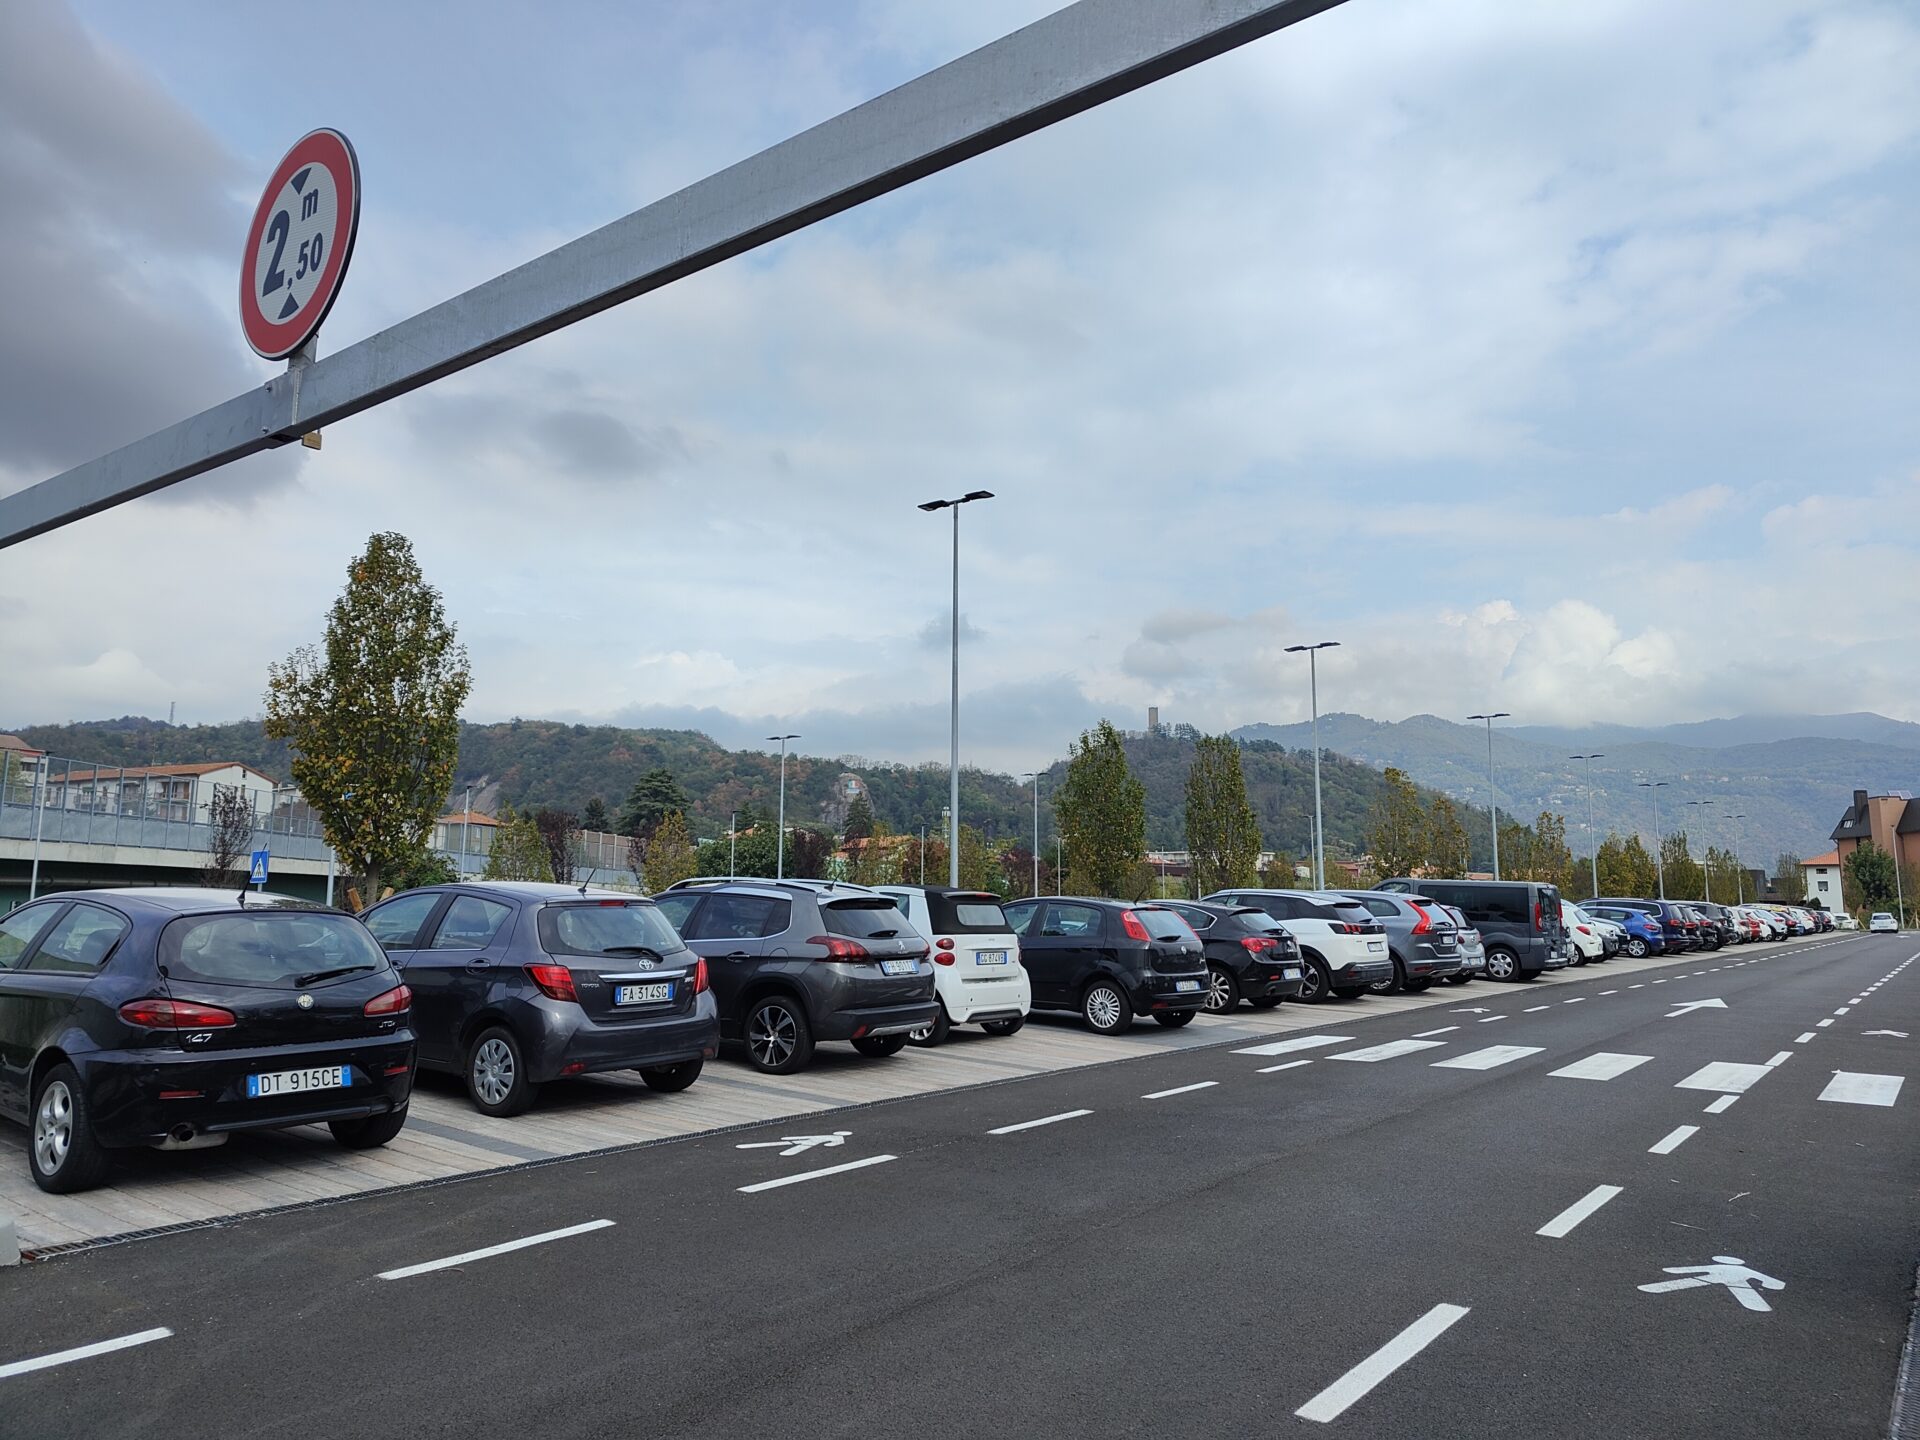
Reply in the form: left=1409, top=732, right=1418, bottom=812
left=878, top=886, right=1032, bottom=1045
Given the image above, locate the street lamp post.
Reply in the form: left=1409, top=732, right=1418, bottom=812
left=460, top=784, right=473, bottom=879
left=1468, top=712, right=1512, bottom=880
left=1570, top=752, right=1604, bottom=899
left=1685, top=798, right=1715, bottom=901
left=768, top=734, right=799, bottom=879
left=1638, top=781, right=1669, bottom=899
left=919, top=489, right=994, bottom=886
left=1725, top=813, right=1747, bottom=902
left=1285, top=641, right=1340, bottom=889
left=1022, top=772, right=1041, bottom=898
left=728, top=810, right=737, bottom=879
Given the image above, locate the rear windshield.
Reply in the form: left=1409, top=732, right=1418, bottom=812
left=927, top=892, right=1010, bottom=934
left=821, top=899, right=910, bottom=939
left=1134, top=907, right=1196, bottom=942
left=537, top=901, right=684, bottom=957
left=162, top=912, right=392, bottom=989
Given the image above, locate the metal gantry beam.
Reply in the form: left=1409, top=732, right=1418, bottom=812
left=0, top=0, right=1349, bottom=550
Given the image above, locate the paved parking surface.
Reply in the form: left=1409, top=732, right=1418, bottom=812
left=0, top=933, right=1855, bottom=1255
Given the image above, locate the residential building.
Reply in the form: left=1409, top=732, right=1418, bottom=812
left=1830, top=789, right=1920, bottom=872
left=433, top=811, right=499, bottom=872
left=43, top=762, right=279, bottom=825
left=1800, top=851, right=1844, bottom=909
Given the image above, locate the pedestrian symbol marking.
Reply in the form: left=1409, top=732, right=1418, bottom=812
left=735, top=1131, right=851, bottom=1158
left=1638, top=1256, right=1783, bottom=1313
left=249, top=848, right=271, bottom=886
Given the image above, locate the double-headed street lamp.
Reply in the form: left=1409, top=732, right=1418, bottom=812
left=1570, top=753, right=1604, bottom=898
left=919, top=489, right=994, bottom=885
left=1285, top=641, right=1340, bottom=889
left=1638, top=780, right=1669, bottom=898
left=768, top=733, right=799, bottom=879
left=1685, top=798, right=1715, bottom=901
left=1468, top=712, right=1511, bottom=879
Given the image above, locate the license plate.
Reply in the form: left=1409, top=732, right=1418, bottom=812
left=615, top=982, right=672, bottom=1005
left=1367, top=939, right=1386, bottom=952
left=1282, top=967, right=1301, bottom=980
left=975, top=950, right=1009, bottom=965
left=247, top=1066, right=347, bottom=1099
left=1175, top=979, right=1201, bottom=992
left=880, top=959, right=917, bottom=975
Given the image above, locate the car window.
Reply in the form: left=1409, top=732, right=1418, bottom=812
left=650, top=893, right=701, bottom=933
left=28, top=904, right=128, bottom=974
left=539, top=900, right=685, bottom=956
left=1003, top=902, right=1040, bottom=936
left=0, top=904, right=61, bottom=971
left=693, top=893, right=788, bottom=941
left=363, top=891, right=442, bottom=949
left=926, top=891, right=1011, bottom=934
left=163, top=912, right=392, bottom=989
left=1043, top=902, right=1103, bottom=938
left=1358, top=897, right=1396, bottom=918
left=1135, top=907, right=1195, bottom=942
left=820, top=899, right=910, bottom=939
left=1166, top=903, right=1214, bottom=932
left=428, top=895, right=514, bottom=950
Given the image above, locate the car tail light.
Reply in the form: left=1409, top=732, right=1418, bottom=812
left=363, top=984, right=413, bottom=1016
left=934, top=936, right=956, bottom=966
left=691, top=957, right=710, bottom=994
left=1576, top=925, right=1591, bottom=936
left=807, top=936, right=870, bottom=960
left=1241, top=936, right=1278, bottom=953
left=936, top=937, right=955, bottom=949
left=1120, top=910, right=1151, bottom=942
left=1409, top=903, right=1432, bottom=936
left=120, top=998, right=237, bottom=1029
left=597, top=899, right=625, bottom=907
left=525, top=962, right=578, bottom=1002
left=1533, top=900, right=1544, bottom=931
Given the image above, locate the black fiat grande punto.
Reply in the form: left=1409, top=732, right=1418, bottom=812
left=0, top=888, right=415, bottom=1193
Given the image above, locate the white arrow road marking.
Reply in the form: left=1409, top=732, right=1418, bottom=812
left=1665, top=998, right=1728, bottom=1019
left=734, top=1131, right=852, bottom=1158
left=1863, top=1030, right=1908, bottom=1038
left=1550, top=1052, right=1654, bottom=1082
left=1232, top=1034, right=1352, bottom=1057
left=1332, top=1039, right=1447, bottom=1062
left=1450, top=1007, right=1492, bottom=1014
left=1818, top=1072, right=1904, bottom=1106
left=1432, top=1045, right=1543, bottom=1071
left=1676, top=1062, right=1773, bottom=1094
left=0, top=1328, right=172, bottom=1381
left=1295, top=1303, right=1471, bottom=1423
left=1537, top=1184, right=1623, bottom=1238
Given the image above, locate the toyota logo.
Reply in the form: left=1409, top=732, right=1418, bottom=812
left=297, top=993, right=315, bottom=1009
left=633, top=958, right=657, bottom=970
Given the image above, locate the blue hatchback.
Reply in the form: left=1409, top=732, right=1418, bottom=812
left=1587, top=903, right=1667, bottom=958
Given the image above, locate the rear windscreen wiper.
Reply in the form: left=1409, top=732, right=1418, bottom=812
left=294, top=964, right=378, bottom=986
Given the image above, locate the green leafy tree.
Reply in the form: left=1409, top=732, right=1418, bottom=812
left=264, top=532, right=472, bottom=907
left=1424, top=795, right=1470, bottom=878
left=843, top=792, right=875, bottom=843
left=1845, top=841, right=1896, bottom=914
left=1055, top=720, right=1147, bottom=897
left=1515, top=812, right=1571, bottom=887
left=391, top=848, right=457, bottom=891
left=1260, top=852, right=1298, bottom=888
left=644, top=811, right=699, bottom=892
left=619, top=767, right=688, bottom=842
left=1703, top=845, right=1746, bottom=904
left=1596, top=832, right=1659, bottom=896
left=1364, top=766, right=1429, bottom=882
left=1662, top=831, right=1704, bottom=901
left=956, top=824, right=998, bottom=893
left=485, top=805, right=553, bottom=881
left=1772, top=851, right=1803, bottom=902
left=580, top=795, right=611, bottom=832
left=1183, top=735, right=1262, bottom=895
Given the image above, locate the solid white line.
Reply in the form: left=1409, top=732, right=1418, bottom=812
left=1704, top=1095, right=1738, bottom=1113
left=1524, top=1005, right=1549, bottom=1012
left=1332, top=1040, right=1447, bottom=1063
left=987, top=1109, right=1092, bottom=1135
left=1536, top=1183, right=1623, bottom=1238
left=1432, top=1045, right=1543, bottom=1071
left=1295, top=1303, right=1472, bottom=1423
left=1765, top=1051, right=1792, bottom=1067
left=1143, top=1081, right=1218, bottom=1100
left=0, top=1328, right=172, bottom=1381
left=1649, top=1125, right=1699, bottom=1155
left=1413, top=1026, right=1459, bottom=1037
left=737, top=1155, right=897, bottom=1195
left=1676, top=1062, right=1772, bottom=1094
left=1232, top=1034, right=1353, bottom=1057
left=379, top=1220, right=616, bottom=1279
left=1550, top=1052, right=1653, bottom=1082
left=1819, top=1072, right=1904, bottom=1106
left=1259, top=1059, right=1313, bottom=1074
left=1796, top=1032, right=1816, bottom=1043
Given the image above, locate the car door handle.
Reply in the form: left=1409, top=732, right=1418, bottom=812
left=465, top=959, right=490, bottom=972
left=725, top=950, right=750, bottom=958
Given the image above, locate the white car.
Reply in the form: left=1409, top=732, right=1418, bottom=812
left=1562, top=902, right=1612, bottom=965
left=878, top=885, right=1031, bottom=1044
left=1870, top=912, right=1899, bottom=933
left=1200, top=888, right=1395, bottom=1002
left=1833, top=912, right=1859, bottom=931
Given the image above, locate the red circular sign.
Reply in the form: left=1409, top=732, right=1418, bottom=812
left=239, top=129, right=360, bottom=360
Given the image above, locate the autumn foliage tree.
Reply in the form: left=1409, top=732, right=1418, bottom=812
left=644, top=811, right=699, bottom=892
left=264, top=533, right=471, bottom=908
left=1183, top=735, right=1261, bottom=895
left=1365, top=767, right=1429, bottom=882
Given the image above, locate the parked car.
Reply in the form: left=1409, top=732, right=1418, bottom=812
left=875, top=885, right=1030, bottom=1045
left=361, top=881, right=718, bottom=1114
left=1588, top=913, right=1629, bottom=954
left=0, top=888, right=414, bottom=1194
left=1586, top=903, right=1667, bottom=957
left=1198, top=889, right=1393, bottom=1002
left=1001, top=897, right=1208, bottom=1032
left=1561, top=902, right=1616, bottom=965
left=1333, top=890, right=1466, bottom=993
left=1596, top=897, right=1697, bottom=952
left=1440, top=904, right=1486, bottom=984
left=1747, top=907, right=1788, bottom=940
left=1870, top=912, right=1899, bottom=933
left=651, top=880, right=934, bottom=1073
left=1689, top=902, right=1739, bottom=949
left=1377, top=879, right=1571, bottom=982
left=1833, top=912, right=1859, bottom=931
left=1161, top=900, right=1306, bottom=1013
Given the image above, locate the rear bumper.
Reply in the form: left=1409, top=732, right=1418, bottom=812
left=75, top=1034, right=416, bottom=1149
left=526, top=995, right=721, bottom=1082
left=940, top=969, right=1032, bottom=1023
left=1128, top=972, right=1209, bottom=1012
left=1405, top=946, right=1464, bottom=980
left=814, top=1000, right=941, bottom=1042
left=1329, top=958, right=1394, bottom=987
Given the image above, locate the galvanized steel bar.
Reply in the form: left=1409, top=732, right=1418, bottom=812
left=0, top=0, right=1346, bottom=549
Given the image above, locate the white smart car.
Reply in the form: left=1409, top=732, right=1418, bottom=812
left=879, top=885, right=1031, bottom=1044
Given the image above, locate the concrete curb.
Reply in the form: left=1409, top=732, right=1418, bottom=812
left=1891, top=1258, right=1920, bottom=1439
left=1, top=1213, right=18, bottom=1267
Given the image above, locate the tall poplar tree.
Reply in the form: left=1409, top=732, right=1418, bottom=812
left=1184, top=735, right=1261, bottom=895
left=1365, top=767, right=1429, bottom=882
left=1055, top=720, right=1147, bottom=897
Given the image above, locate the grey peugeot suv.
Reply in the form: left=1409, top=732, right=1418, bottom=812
left=654, top=880, right=936, bottom=1074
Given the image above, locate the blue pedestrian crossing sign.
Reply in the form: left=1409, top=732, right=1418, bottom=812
left=249, top=849, right=271, bottom=886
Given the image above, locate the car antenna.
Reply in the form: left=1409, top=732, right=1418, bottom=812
left=578, top=877, right=589, bottom=896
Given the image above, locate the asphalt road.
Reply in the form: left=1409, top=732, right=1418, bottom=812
left=2, top=933, right=1915, bottom=1439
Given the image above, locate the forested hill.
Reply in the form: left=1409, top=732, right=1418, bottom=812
left=11, top=716, right=1492, bottom=860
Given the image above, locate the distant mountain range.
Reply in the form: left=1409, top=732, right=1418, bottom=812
left=1232, top=712, right=1918, bottom=864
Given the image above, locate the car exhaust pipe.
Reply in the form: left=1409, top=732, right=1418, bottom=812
left=152, top=1125, right=228, bottom=1152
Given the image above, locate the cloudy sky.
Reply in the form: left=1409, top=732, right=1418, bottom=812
left=3, top=0, right=1917, bottom=772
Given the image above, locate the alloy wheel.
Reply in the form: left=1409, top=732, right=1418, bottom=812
left=750, top=1004, right=798, bottom=1067
left=33, top=1080, right=73, bottom=1176
left=1205, top=967, right=1233, bottom=1013
left=1086, top=986, right=1123, bottom=1030
left=473, top=1038, right=516, bottom=1107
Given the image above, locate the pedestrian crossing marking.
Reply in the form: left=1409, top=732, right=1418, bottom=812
left=1432, top=1045, right=1543, bottom=1071
left=1676, top=1062, right=1772, bottom=1094
left=1232, top=1034, right=1353, bottom=1057
left=1331, top=1039, right=1447, bottom=1063
left=1551, top=1052, right=1654, bottom=1082
left=1818, top=1072, right=1903, bottom=1107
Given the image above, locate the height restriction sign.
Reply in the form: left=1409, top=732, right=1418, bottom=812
left=239, top=128, right=361, bottom=360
